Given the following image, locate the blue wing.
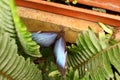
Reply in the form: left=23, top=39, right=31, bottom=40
left=32, top=32, right=57, bottom=47
left=54, top=37, right=67, bottom=76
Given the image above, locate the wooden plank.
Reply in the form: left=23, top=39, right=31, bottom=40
left=15, top=0, right=120, bottom=27
left=73, top=0, right=120, bottom=13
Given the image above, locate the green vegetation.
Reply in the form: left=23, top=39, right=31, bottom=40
left=0, top=0, right=119, bottom=80
left=0, top=0, right=41, bottom=57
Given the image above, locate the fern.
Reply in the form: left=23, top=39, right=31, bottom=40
left=0, top=33, right=42, bottom=80
left=115, top=72, right=120, bottom=80
left=67, top=28, right=120, bottom=80
left=0, top=0, right=41, bottom=57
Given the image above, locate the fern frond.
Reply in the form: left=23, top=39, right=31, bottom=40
left=67, top=28, right=120, bottom=79
left=115, top=72, right=120, bottom=80
left=0, top=33, right=42, bottom=80
left=0, top=0, right=41, bottom=57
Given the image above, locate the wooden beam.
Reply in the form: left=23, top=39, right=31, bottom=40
left=15, top=0, right=120, bottom=27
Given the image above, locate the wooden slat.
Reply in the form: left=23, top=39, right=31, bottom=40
left=72, top=0, right=120, bottom=13
left=15, top=0, right=120, bottom=27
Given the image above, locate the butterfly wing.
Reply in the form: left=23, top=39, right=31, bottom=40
left=32, top=32, right=57, bottom=47
left=54, top=37, right=67, bottom=77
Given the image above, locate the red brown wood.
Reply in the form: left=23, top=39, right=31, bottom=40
left=15, top=0, right=120, bottom=27
left=71, top=0, right=120, bottom=13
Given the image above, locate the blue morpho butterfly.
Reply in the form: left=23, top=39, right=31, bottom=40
left=54, top=36, right=67, bottom=77
left=32, top=31, right=67, bottom=77
left=32, top=32, right=58, bottom=47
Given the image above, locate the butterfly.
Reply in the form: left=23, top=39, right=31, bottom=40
left=32, top=32, right=57, bottom=47
left=54, top=36, right=67, bottom=77
left=32, top=31, right=67, bottom=78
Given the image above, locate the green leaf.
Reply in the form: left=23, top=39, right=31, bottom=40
left=72, top=0, right=77, bottom=4
left=98, top=22, right=113, bottom=35
left=0, top=0, right=41, bottom=57
left=67, top=28, right=120, bottom=79
left=73, top=69, right=79, bottom=80
left=0, top=33, right=42, bottom=80
left=115, top=72, right=120, bottom=80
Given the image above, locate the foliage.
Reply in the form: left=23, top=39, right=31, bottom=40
left=38, top=27, right=120, bottom=80
left=67, top=28, right=120, bottom=80
left=0, top=0, right=41, bottom=57
left=0, top=33, right=42, bottom=80
left=0, top=0, right=42, bottom=80
left=0, top=0, right=120, bottom=80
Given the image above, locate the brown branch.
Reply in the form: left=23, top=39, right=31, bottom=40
left=0, top=71, right=13, bottom=80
